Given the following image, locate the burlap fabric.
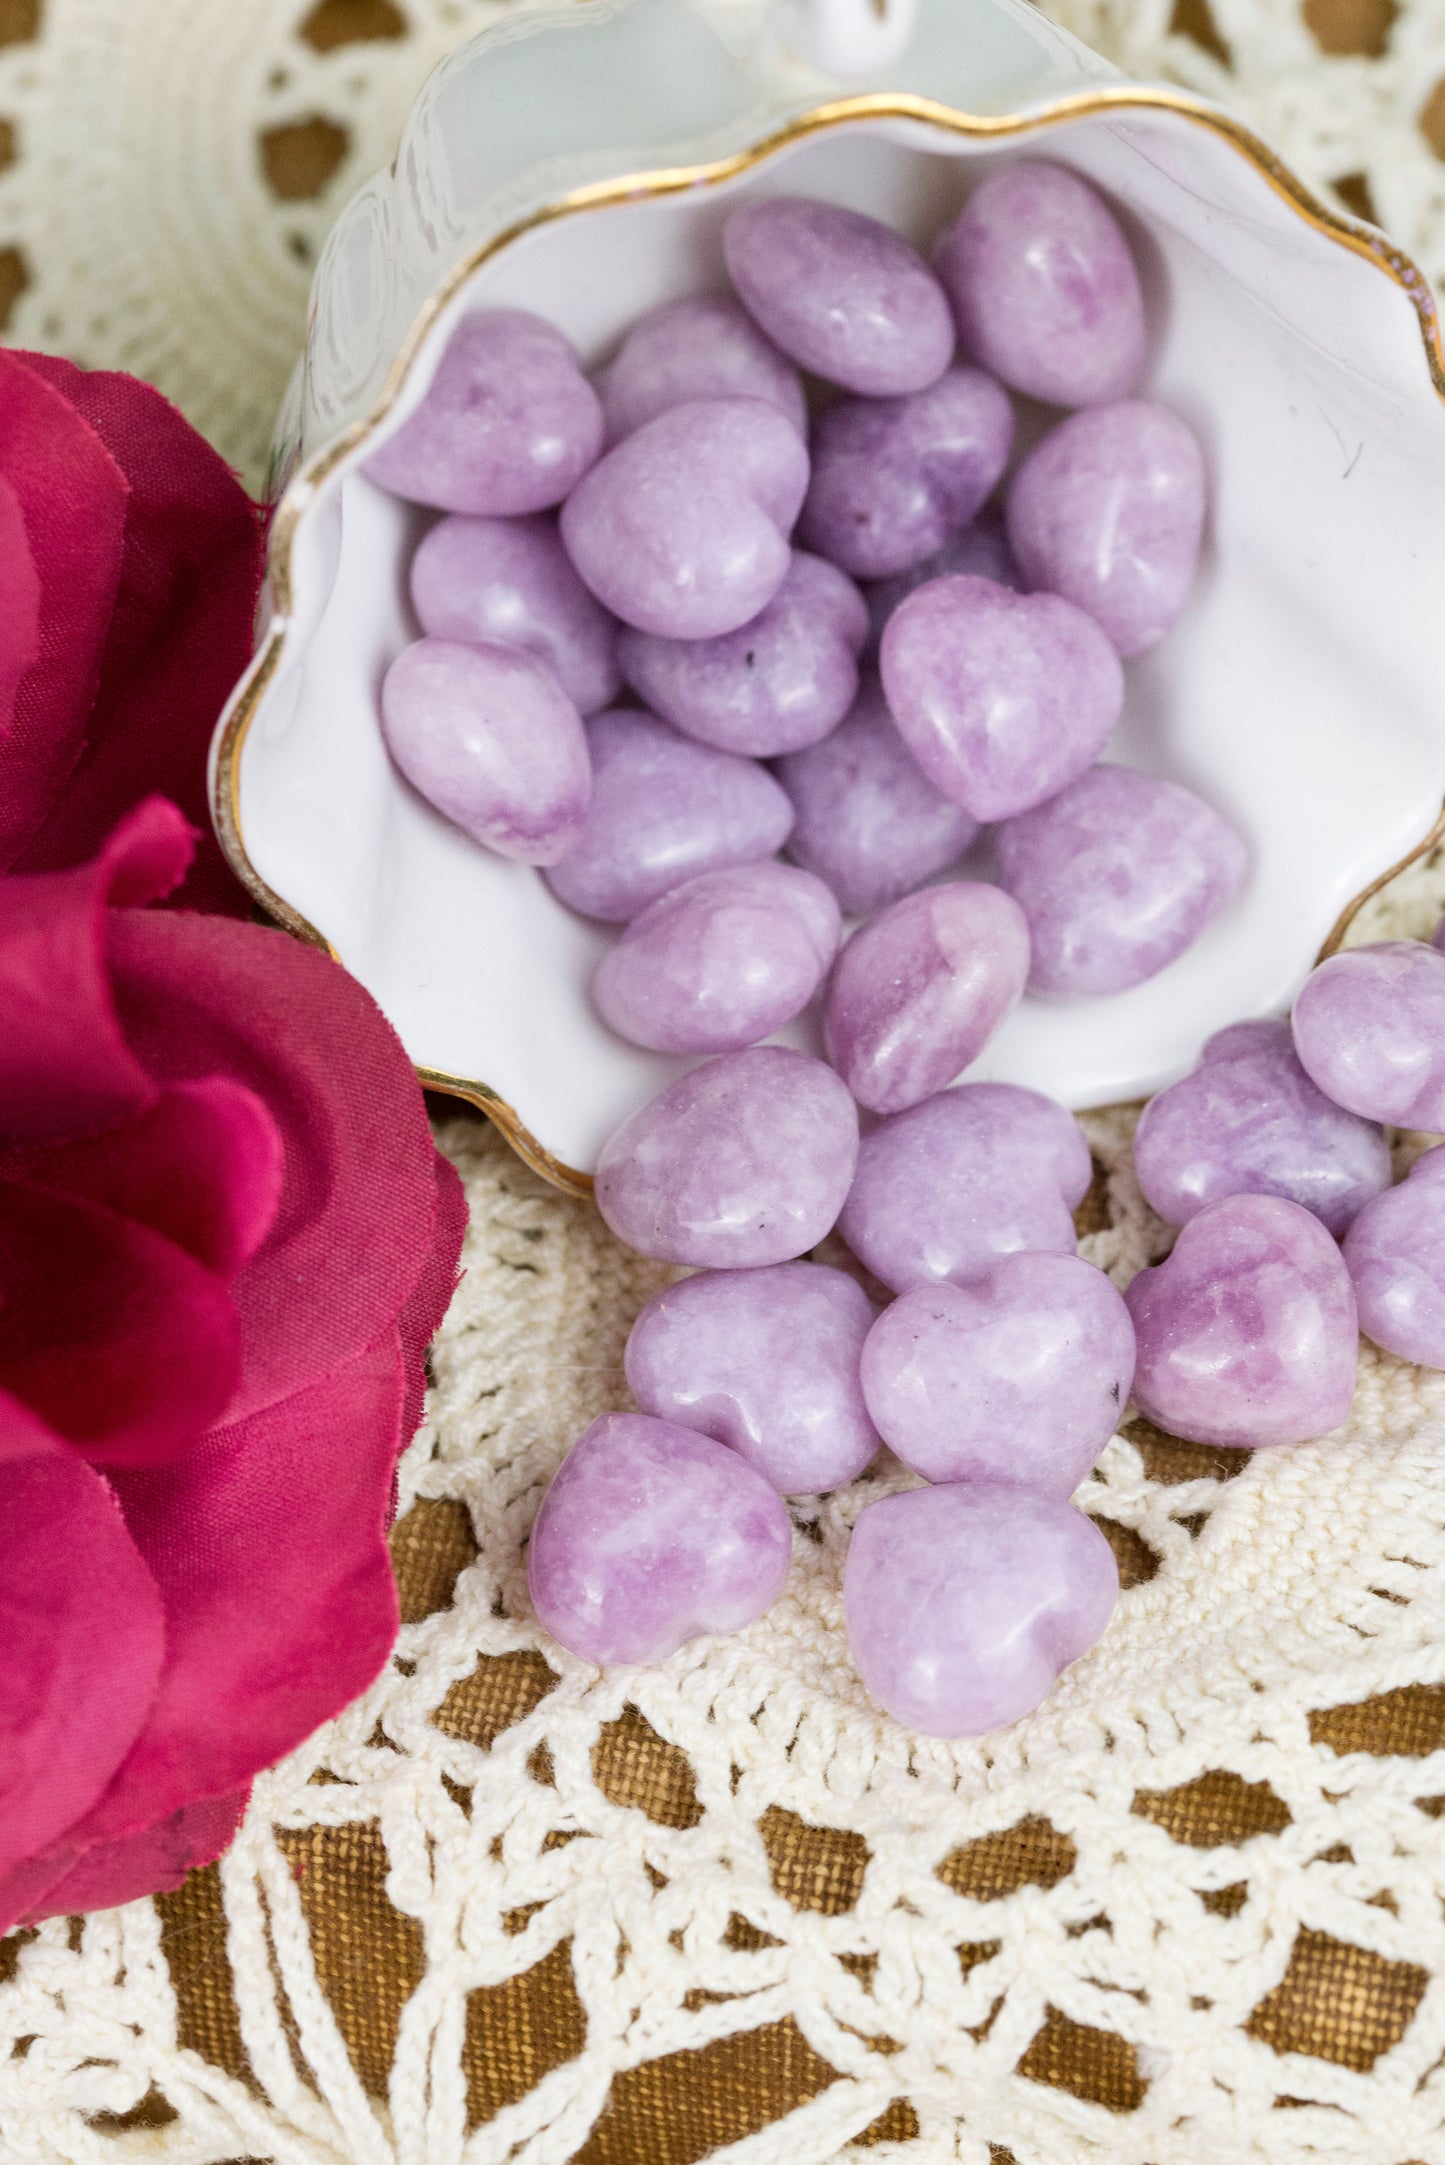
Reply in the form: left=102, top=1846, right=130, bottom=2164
left=6, top=3, right=1445, bottom=2160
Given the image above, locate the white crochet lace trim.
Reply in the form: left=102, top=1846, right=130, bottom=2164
left=5, top=4, right=1445, bottom=2160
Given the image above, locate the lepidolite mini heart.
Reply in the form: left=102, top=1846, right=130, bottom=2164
left=560, top=395, right=808, bottom=639
left=879, top=572, right=1124, bottom=822
left=1125, top=1192, right=1358, bottom=1449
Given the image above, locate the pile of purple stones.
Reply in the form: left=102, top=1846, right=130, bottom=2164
left=365, top=164, right=1445, bottom=1740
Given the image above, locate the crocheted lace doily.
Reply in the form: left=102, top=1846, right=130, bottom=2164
left=6, top=4, right=1445, bottom=2163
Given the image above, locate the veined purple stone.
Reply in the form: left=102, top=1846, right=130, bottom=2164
left=824, top=883, right=1030, bottom=1116
left=1125, top=1193, right=1358, bottom=1449
left=1292, top=941, right=1445, bottom=1131
left=879, top=574, right=1124, bottom=822
left=860, top=1254, right=1135, bottom=1492
left=844, top=1483, right=1118, bottom=1736
left=544, top=708, right=793, bottom=923
left=595, top=1045, right=859, bottom=1268
left=594, top=862, right=840, bottom=1054
left=1134, top=1018, right=1391, bottom=1237
left=625, top=1263, right=880, bottom=1494
left=381, top=637, right=590, bottom=865
left=560, top=397, right=808, bottom=640
left=617, top=553, right=866, bottom=758
left=1343, top=1146, right=1445, bottom=1367
left=598, top=294, right=807, bottom=444
left=1007, top=401, right=1205, bottom=658
left=798, top=368, right=1014, bottom=580
left=934, top=161, right=1146, bottom=408
left=861, top=508, right=1027, bottom=664
left=724, top=197, right=954, bottom=397
left=994, top=765, right=1247, bottom=997
left=838, top=1083, right=1092, bottom=1295
left=528, top=1411, right=793, bottom=1664
left=777, top=678, right=978, bottom=917
left=410, top=513, right=620, bottom=716
left=366, top=310, right=603, bottom=515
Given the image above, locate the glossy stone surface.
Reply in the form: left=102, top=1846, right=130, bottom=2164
left=838, top=1082, right=1092, bottom=1294
left=844, top=1483, right=1118, bottom=1736
left=824, top=883, right=1030, bottom=1115
left=528, top=1411, right=793, bottom=1664
left=880, top=574, right=1124, bottom=822
left=381, top=637, right=590, bottom=864
left=1007, top=401, right=1206, bottom=658
left=544, top=708, right=793, bottom=922
left=1343, top=1146, right=1445, bottom=1367
left=560, top=397, right=809, bottom=639
left=724, top=196, right=954, bottom=397
left=994, top=764, right=1247, bottom=997
left=861, top=1253, right=1134, bottom=1492
left=934, top=161, right=1146, bottom=409
left=798, top=368, right=1014, bottom=580
left=410, top=512, right=620, bottom=716
left=861, top=508, right=1026, bottom=664
left=598, top=294, right=807, bottom=443
left=366, top=309, right=603, bottom=515
left=777, top=677, right=978, bottom=917
left=625, top=1262, right=880, bottom=1493
left=595, top=1045, right=859, bottom=1267
left=1126, top=1193, right=1358, bottom=1448
left=593, top=862, right=840, bottom=1054
left=1292, top=941, right=1445, bottom=1131
left=1134, top=1018, right=1391, bottom=1237
left=617, top=552, right=866, bottom=757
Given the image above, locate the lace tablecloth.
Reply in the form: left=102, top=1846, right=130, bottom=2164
left=6, top=4, right=1445, bottom=2162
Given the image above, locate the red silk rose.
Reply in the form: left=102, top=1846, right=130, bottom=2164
left=0, top=799, right=466, bottom=1931
left=0, top=350, right=265, bottom=915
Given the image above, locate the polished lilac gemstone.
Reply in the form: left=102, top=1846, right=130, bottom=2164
left=838, top=1083, right=1092, bottom=1294
left=1125, top=1193, right=1358, bottom=1448
left=798, top=368, right=1014, bottom=580
left=366, top=310, right=603, bottom=515
left=410, top=513, right=619, bottom=716
left=879, top=574, right=1124, bottom=822
left=1343, top=1146, right=1445, bottom=1367
left=861, top=508, right=1027, bottom=664
left=617, top=553, right=866, bottom=758
left=824, top=883, right=1030, bottom=1116
left=625, top=1263, right=880, bottom=1493
left=934, top=161, right=1146, bottom=408
left=1292, top=941, right=1445, bottom=1131
left=544, top=708, right=793, bottom=923
left=1007, top=401, right=1206, bottom=658
left=595, top=1045, right=859, bottom=1267
left=844, top=1483, right=1118, bottom=1736
left=1134, top=1018, right=1391, bottom=1237
left=560, top=397, right=808, bottom=640
left=381, top=637, right=590, bottom=865
left=861, top=1253, right=1134, bottom=1493
left=598, top=294, right=807, bottom=443
left=528, top=1411, right=793, bottom=1664
left=994, top=764, right=1247, bottom=997
left=724, top=197, right=954, bottom=397
left=594, top=862, right=841, bottom=1054
left=777, top=677, right=978, bottom=917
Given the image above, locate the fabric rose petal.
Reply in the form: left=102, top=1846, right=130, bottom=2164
left=0, top=800, right=465, bottom=1930
left=0, top=351, right=265, bottom=915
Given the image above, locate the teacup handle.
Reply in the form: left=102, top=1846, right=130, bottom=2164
left=771, top=0, right=919, bottom=75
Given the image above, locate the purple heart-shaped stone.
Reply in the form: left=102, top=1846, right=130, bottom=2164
left=560, top=396, right=808, bottom=640
left=528, top=1412, right=793, bottom=1664
left=1125, top=1192, right=1358, bottom=1448
left=844, top=1483, right=1118, bottom=1736
left=879, top=574, right=1124, bottom=822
